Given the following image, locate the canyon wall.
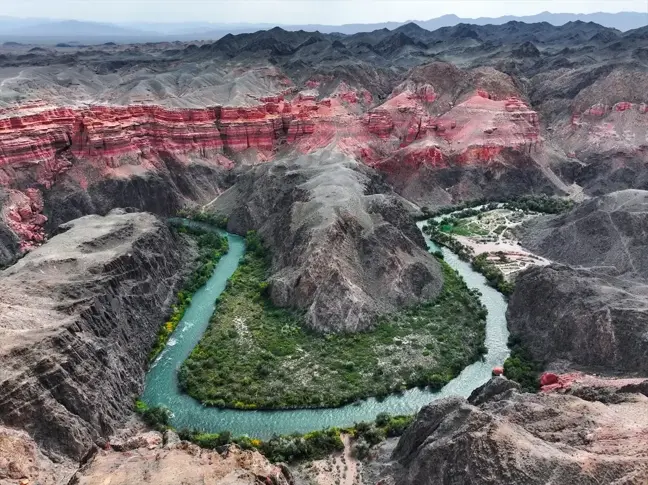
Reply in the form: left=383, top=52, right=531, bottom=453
left=507, top=190, right=648, bottom=372
left=378, top=377, right=648, bottom=485
left=0, top=84, right=547, bottom=261
left=0, top=211, right=190, bottom=461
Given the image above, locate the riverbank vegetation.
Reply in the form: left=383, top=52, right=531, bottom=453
left=503, top=335, right=542, bottom=392
left=134, top=400, right=414, bottom=463
left=471, top=253, right=515, bottom=296
left=177, top=208, right=229, bottom=229
left=423, top=221, right=514, bottom=297
left=179, top=233, right=487, bottom=410
left=148, top=222, right=229, bottom=361
left=420, top=194, right=574, bottom=220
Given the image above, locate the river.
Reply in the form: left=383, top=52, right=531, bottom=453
left=141, top=221, right=509, bottom=438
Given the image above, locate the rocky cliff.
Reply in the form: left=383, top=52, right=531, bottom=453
left=519, top=189, right=648, bottom=278
left=507, top=190, right=648, bottom=372
left=508, top=265, right=648, bottom=373
left=378, top=377, right=648, bottom=485
left=0, top=211, right=190, bottom=462
left=70, top=439, right=291, bottom=485
left=212, top=147, right=443, bottom=332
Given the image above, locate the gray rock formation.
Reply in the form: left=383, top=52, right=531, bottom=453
left=467, top=375, right=521, bottom=405
left=508, top=190, right=648, bottom=372
left=43, top=160, right=234, bottom=231
left=0, top=211, right=190, bottom=461
left=520, top=189, right=648, bottom=278
left=211, top=147, right=443, bottom=332
left=507, top=265, right=648, bottom=372
left=380, top=378, right=648, bottom=485
left=0, top=222, right=19, bottom=268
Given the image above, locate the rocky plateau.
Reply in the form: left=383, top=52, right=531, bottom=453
left=0, top=211, right=191, bottom=470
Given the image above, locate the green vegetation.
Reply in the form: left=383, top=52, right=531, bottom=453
left=423, top=222, right=474, bottom=262
left=178, top=427, right=344, bottom=462
left=149, top=223, right=229, bottom=361
left=504, top=194, right=574, bottom=214
left=179, top=233, right=487, bottom=410
left=420, top=194, right=573, bottom=220
left=503, top=335, right=542, bottom=392
left=351, top=413, right=415, bottom=459
left=426, top=221, right=514, bottom=297
left=134, top=400, right=171, bottom=432
left=172, top=411, right=414, bottom=463
left=177, top=208, right=229, bottom=229
left=471, top=253, right=514, bottom=296
left=440, top=218, right=488, bottom=237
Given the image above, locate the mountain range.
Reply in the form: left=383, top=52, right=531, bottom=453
left=0, top=11, right=646, bottom=44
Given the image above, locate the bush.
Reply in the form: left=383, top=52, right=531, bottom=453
left=503, top=335, right=542, bottom=392
left=471, top=253, right=514, bottom=296
left=134, top=400, right=171, bottom=431
left=177, top=208, right=229, bottom=229
left=260, top=428, right=343, bottom=462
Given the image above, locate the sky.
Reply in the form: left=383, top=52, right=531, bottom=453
left=0, top=0, right=646, bottom=25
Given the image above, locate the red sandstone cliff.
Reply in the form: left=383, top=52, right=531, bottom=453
left=0, top=83, right=545, bottom=254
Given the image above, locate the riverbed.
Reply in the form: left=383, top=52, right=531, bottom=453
left=141, top=221, right=509, bottom=438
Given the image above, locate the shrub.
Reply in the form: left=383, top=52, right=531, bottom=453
left=503, top=335, right=542, bottom=392
left=134, top=400, right=171, bottom=431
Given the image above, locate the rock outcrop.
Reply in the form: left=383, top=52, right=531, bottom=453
left=508, top=190, right=648, bottom=372
left=519, top=189, right=648, bottom=279
left=70, top=441, right=291, bottom=485
left=507, top=265, right=648, bottom=373
left=0, top=426, right=76, bottom=485
left=0, top=211, right=190, bottom=461
left=380, top=378, right=648, bottom=485
left=211, top=147, right=443, bottom=332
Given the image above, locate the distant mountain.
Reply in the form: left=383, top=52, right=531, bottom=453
left=415, top=11, right=647, bottom=32
left=0, top=20, right=145, bottom=37
left=0, top=11, right=645, bottom=44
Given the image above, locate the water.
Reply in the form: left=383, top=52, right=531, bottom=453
left=141, top=221, right=509, bottom=438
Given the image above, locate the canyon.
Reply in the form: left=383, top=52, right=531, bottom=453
left=1, top=20, right=646, bottom=261
left=1, top=17, right=648, bottom=485
left=0, top=211, right=191, bottom=470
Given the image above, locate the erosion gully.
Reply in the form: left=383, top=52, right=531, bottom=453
left=141, top=220, right=509, bottom=439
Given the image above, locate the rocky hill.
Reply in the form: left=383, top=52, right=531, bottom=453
left=376, top=377, right=648, bottom=485
left=508, top=265, right=648, bottom=372
left=508, top=190, right=648, bottom=372
left=520, top=189, right=648, bottom=278
left=0, top=211, right=189, bottom=462
left=211, top=147, right=442, bottom=332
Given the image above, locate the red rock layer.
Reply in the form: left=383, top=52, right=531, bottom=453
left=0, top=101, right=333, bottom=182
left=2, top=188, right=47, bottom=251
left=0, top=88, right=544, bottom=253
left=566, top=99, right=648, bottom=158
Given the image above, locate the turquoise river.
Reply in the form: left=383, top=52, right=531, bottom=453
left=141, top=221, right=510, bottom=438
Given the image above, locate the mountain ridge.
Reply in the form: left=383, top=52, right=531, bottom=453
left=0, top=10, right=645, bottom=44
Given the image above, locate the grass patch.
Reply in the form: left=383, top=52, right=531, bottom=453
left=179, top=233, right=487, bottom=410
left=148, top=222, right=229, bottom=361
left=440, top=219, right=488, bottom=237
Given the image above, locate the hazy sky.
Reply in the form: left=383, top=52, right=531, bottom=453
left=1, top=0, right=646, bottom=24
